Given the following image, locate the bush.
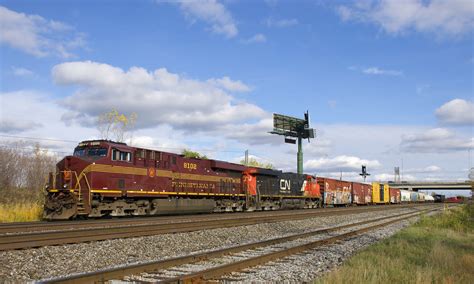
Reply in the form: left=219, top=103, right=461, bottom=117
left=0, top=142, right=58, bottom=222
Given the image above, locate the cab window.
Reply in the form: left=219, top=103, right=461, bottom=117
left=88, top=148, right=107, bottom=157
left=112, top=149, right=131, bottom=162
left=74, top=147, right=107, bottom=158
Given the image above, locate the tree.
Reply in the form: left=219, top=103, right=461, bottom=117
left=97, top=109, right=137, bottom=142
left=0, top=142, right=57, bottom=204
left=181, top=149, right=208, bottom=159
left=240, top=157, right=274, bottom=169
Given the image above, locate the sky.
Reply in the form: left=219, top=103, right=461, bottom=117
left=0, top=0, right=473, bottom=187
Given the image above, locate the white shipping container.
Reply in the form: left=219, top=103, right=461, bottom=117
left=400, top=189, right=411, bottom=202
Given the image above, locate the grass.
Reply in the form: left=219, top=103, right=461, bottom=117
left=0, top=202, right=43, bottom=222
left=0, top=186, right=45, bottom=222
left=317, top=204, right=474, bottom=284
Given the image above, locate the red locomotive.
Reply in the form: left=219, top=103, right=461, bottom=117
left=44, top=140, right=322, bottom=220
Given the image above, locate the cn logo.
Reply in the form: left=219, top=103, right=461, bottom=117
left=280, top=179, right=291, bottom=192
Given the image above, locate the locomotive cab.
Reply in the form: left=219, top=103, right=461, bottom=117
left=43, top=140, right=123, bottom=220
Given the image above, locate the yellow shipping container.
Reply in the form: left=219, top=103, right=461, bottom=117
left=372, top=182, right=390, bottom=204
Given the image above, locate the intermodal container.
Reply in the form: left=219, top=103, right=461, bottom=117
left=318, top=177, right=352, bottom=206
left=400, top=190, right=411, bottom=203
left=445, top=197, right=463, bottom=203
left=351, top=182, right=372, bottom=205
left=425, top=195, right=435, bottom=202
left=372, top=182, right=389, bottom=204
left=389, top=188, right=401, bottom=204
left=419, top=192, right=426, bottom=202
left=434, top=194, right=445, bottom=203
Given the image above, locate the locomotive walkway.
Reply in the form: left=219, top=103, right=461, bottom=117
left=0, top=204, right=431, bottom=251
left=39, top=206, right=443, bottom=283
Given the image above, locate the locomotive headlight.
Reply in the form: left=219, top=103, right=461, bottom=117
left=63, top=184, right=68, bottom=189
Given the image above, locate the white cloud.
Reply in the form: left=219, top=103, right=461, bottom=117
left=243, top=33, right=267, bottom=44
left=0, top=91, right=48, bottom=133
left=0, top=90, right=95, bottom=152
left=374, top=173, right=416, bottom=181
left=230, top=154, right=269, bottom=166
left=11, top=66, right=34, bottom=77
left=172, top=0, right=238, bottom=38
left=416, top=84, right=430, bottom=94
left=348, top=66, right=403, bottom=76
left=435, top=99, right=474, bottom=126
left=304, top=155, right=381, bottom=173
left=401, top=128, right=473, bottom=153
left=405, top=165, right=442, bottom=173
left=300, top=138, right=332, bottom=156
left=126, top=134, right=189, bottom=154
left=207, top=76, right=251, bottom=92
left=336, top=0, right=474, bottom=36
left=222, top=117, right=280, bottom=145
left=264, top=0, right=279, bottom=7
left=363, top=67, right=403, bottom=76
left=265, top=18, right=299, bottom=28
left=126, top=135, right=155, bottom=148
left=52, top=60, right=266, bottom=132
left=0, top=5, right=86, bottom=58
left=0, top=119, right=42, bottom=133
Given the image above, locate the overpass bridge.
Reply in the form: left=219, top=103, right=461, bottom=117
left=388, top=181, right=473, bottom=192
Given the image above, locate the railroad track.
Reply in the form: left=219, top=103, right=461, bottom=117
left=0, top=203, right=431, bottom=235
left=0, top=204, right=435, bottom=251
left=39, top=207, right=440, bottom=284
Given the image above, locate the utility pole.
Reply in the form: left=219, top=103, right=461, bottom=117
left=244, top=150, right=249, bottom=166
left=297, top=134, right=303, bottom=174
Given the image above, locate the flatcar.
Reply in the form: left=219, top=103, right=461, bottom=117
left=43, top=140, right=321, bottom=220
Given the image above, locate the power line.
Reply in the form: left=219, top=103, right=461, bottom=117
left=0, top=134, right=78, bottom=143
left=0, top=134, right=245, bottom=155
left=0, top=144, right=70, bottom=155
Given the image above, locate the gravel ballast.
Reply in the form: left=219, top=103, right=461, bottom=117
left=0, top=206, right=436, bottom=282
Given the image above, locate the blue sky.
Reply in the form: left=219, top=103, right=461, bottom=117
left=1, top=0, right=473, bottom=187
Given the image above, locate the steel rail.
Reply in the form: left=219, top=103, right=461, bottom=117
left=38, top=208, right=439, bottom=284
left=0, top=205, right=416, bottom=251
left=0, top=203, right=430, bottom=235
left=0, top=204, right=438, bottom=251
left=0, top=205, right=425, bottom=251
left=164, top=209, right=436, bottom=283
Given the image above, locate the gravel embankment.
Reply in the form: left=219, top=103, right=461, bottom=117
left=229, top=214, right=430, bottom=282
left=0, top=207, right=433, bottom=282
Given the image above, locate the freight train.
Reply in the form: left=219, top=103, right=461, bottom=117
left=43, top=140, right=432, bottom=220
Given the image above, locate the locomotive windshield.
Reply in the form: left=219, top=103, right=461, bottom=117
left=73, top=147, right=108, bottom=158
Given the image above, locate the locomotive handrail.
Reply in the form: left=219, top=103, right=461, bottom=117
left=49, top=169, right=92, bottom=207
left=73, top=166, right=92, bottom=207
